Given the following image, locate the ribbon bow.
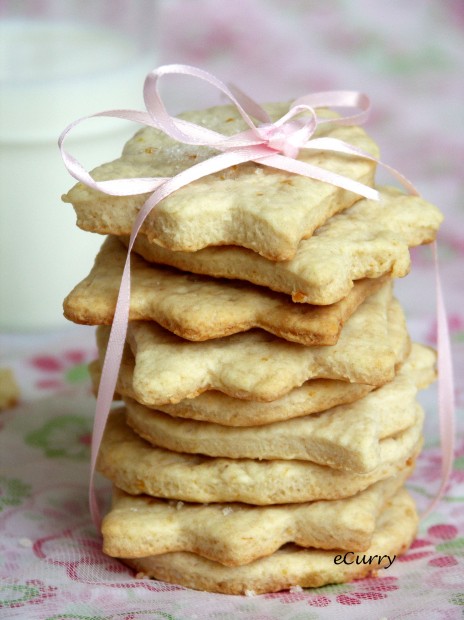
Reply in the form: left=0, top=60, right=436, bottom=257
left=60, top=64, right=419, bottom=201
left=59, top=64, right=454, bottom=528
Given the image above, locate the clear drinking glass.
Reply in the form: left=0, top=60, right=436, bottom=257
left=0, top=0, right=159, bottom=330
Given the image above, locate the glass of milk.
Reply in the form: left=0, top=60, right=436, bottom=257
left=0, top=1, right=158, bottom=331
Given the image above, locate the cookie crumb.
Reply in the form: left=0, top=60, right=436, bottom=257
left=0, top=368, right=20, bottom=410
left=244, top=589, right=256, bottom=597
left=222, top=506, right=233, bottom=516
left=135, top=572, right=149, bottom=580
left=176, top=501, right=184, bottom=510
left=18, top=537, right=32, bottom=548
left=289, top=585, right=303, bottom=593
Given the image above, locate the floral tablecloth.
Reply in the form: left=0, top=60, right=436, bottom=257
left=1, top=1, right=463, bottom=618
left=1, top=313, right=463, bottom=620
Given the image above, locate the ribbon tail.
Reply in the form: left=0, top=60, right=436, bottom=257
left=303, top=137, right=419, bottom=196
left=87, top=147, right=274, bottom=527
left=420, top=241, right=456, bottom=519
left=89, top=249, right=131, bottom=528
left=256, top=153, right=379, bottom=200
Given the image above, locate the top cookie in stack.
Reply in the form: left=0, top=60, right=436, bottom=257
left=63, top=103, right=380, bottom=261
left=62, top=98, right=443, bottom=595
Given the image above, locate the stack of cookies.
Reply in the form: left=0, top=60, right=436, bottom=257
left=62, top=102, right=443, bottom=594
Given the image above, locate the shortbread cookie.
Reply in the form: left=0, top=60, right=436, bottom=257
left=64, top=236, right=386, bottom=345
left=126, top=186, right=443, bottom=305
left=63, top=104, right=379, bottom=261
left=103, top=471, right=410, bottom=565
left=107, top=285, right=409, bottom=405
left=97, top=409, right=422, bottom=504
left=124, top=344, right=434, bottom=472
left=89, top=354, right=375, bottom=426
left=122, top=489, right=418, bottom=594
left=90, top=341, right=434, bottom=426
left=126, top=401, right=423, bottom=474
left=0, top=368, right=19, bottom=410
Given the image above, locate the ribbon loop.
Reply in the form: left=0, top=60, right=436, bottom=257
left=294, top=90, right=371, bottom=127
left=59, top=64, right=396, bottom=204
left=143, top=64, right=265, bottom=146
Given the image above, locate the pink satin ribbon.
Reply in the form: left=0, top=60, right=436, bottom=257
left=420, top=241, right=455, bottom=518
left=58, top=64, right=454, bottom=528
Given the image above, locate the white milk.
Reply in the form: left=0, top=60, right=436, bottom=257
left=0, top=19, right=154, bottom=331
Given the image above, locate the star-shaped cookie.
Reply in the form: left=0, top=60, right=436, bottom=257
left=63, top=103, right=379, bottom=260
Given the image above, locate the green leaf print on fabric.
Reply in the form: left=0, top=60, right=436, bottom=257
left=65, top=363, right=90, bottom=385
left=0, top=581, right=57, bottom=608
left=25, top=415, right=92, bottom=460
left=44, top=610, right=180, bottom=620
left=437, top=538, right=464, bottom=557
left=0, top=583, right=41, bottom=608
left=381, top=45, right=451, bottom=74
left=0, top=477, right=31, bottom=512
left=449, top=592, right=464, bottom=606
left=45, top=615, right=106, bottom=620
